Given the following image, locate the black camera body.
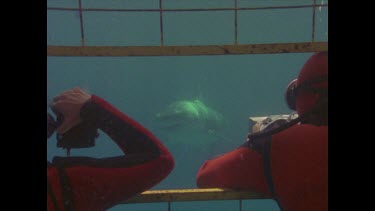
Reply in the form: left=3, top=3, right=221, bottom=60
left=47, top=111, right=99, bottom=149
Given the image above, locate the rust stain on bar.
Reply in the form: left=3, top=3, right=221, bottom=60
left=47, top=42, right=328, bottom=57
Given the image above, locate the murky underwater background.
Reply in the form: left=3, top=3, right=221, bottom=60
left=47, top=0, right=328, bottom=210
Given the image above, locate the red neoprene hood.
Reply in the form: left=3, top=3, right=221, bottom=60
left=296, top=52, right=328, bottom=116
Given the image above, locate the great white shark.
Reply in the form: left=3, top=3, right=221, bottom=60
left=153, top=99, right=232, bottom=186
left=155, top=99, right=224, bottom=135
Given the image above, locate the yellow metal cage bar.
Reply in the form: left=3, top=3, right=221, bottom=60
left=122, top=188, right=268, bottom=204
left=47, top=41, right=327, bottom=57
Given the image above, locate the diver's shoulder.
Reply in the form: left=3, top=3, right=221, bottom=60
left=286, top=123, right=328, bottom=134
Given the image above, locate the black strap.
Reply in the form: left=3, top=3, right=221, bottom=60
left=262, top=137, right=284, bottom=211
left=56, top=166, right=75, bottom=211
left=47, top=178, right=60, bottom=211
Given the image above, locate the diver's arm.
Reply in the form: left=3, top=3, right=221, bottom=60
left=83, top=95, right=170, bottom=155
left=196, top=144, right=271, bottom=196
left=53, top=95, right=174, bottom=166
left=50, top=95, right=174, bottom=211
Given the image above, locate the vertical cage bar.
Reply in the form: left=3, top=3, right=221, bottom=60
left=311, top=0, right=316, bottom=42
left=234, top=0, right=238, bottom=44
left=159, top=0, right=164, bottom=46
left=168, top=202, right=171, bottom=211
left=78, top=0, right=85, bottom=46
left=239, top=199, right=242, bottom=211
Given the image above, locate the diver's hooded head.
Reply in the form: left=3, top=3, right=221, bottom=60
left=285, top=52, right=328, bottom=124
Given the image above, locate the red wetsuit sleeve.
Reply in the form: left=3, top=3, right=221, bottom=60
left=196, top=145, right=272, bottom=196
left=48, top=95, right=174, bottom=211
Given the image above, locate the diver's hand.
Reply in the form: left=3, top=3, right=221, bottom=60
left=51, top=87, right=92, bottom=134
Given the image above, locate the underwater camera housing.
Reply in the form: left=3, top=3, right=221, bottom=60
left=47, top=111, right=99, bottom=149
left=249, top=114, right=298, bottom=133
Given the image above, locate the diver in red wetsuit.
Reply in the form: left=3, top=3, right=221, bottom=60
left=47, top=88, right=174, bottom=211
left=196, top=52, right=328, bottom=211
